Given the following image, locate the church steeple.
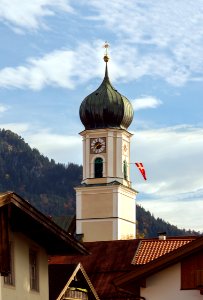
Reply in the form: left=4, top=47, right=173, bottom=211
left=75, top=44, right=137, bottom=242
left=79, top=44, right=134, bottom=131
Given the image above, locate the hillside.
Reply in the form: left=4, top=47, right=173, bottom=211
left=0, top=129, right=199, bottom=237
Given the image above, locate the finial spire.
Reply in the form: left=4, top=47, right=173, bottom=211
left=103, top=41, right=109, bottom=63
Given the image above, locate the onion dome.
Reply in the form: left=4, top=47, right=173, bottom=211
left=79, top=51, right=134, bottom=130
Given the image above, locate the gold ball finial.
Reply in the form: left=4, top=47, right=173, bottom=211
left=103, top=41, right=109, bottom=62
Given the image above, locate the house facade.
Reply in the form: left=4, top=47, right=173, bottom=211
left=140, top=263, right=202, bottom=300
left=114, top=236, right=203, bottom=299
left=0, top=192, right=87, bottom=300
left=1, top=231, right=49, bottom=300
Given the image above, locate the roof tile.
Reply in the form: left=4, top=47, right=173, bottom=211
left=132, top=238, right=195, bottom=265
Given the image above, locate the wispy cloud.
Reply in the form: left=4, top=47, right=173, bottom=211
left=0, top=41, right=106, bottom=90
left=132, top=96, right=162, bottom=111
left=86, top=0, right=203, bottom=85
left=0, top=0, right=74, bottom=31
left=0, top=123, right=82, bottom=164
left=26, top=130, right=81, bottom=164
left=0, top=104, right=8, bottom=113
left=0, top=44, right=189, bottom=90
left=0, top=50, right=77, bottom=90
left=131, top=125, right=203, bottom=196
left=0, top=122, right=30, bottom=133
left=0, top=1, right=202, bottom=88
left=130, top=124, right=203, bottom=231
left=139, top=197, right=203, bottom=232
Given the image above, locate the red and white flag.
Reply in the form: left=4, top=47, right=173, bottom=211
left=135, top=163, right=147, bottom=180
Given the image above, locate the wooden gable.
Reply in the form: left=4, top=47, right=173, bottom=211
left=50, top=239, right=140, bottom=299
left=49, top=263, right=100, bottom=300
left=0, top=192, right=88, bottom=257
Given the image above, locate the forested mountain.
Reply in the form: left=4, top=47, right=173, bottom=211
left=0, top=129, right=81, bottom=216
left=0, top=129, right=199, bottom=237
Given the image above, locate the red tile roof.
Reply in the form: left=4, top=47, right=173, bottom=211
left=50, top=237, right=199, bottom=299
left=132, top=237, right=196, bottom=265
left=114, top=236, right=203, bottom=293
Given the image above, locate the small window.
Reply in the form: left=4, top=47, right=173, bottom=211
left=94, top=157, right=103, bottom=178
left=123, top=160, right=128, bottom=180
left=29, top=249, right=39, bottom=291
left=4, top=242, right=15, bottom=286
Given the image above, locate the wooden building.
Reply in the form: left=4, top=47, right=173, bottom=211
left=0, top=192, right=87, bottom=300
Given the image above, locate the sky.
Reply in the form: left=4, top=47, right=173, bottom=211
left=0, top=0, right=203, bottom=232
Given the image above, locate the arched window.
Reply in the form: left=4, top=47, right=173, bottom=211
left=94, top=157, right=103, bottom=178
left=123, top=160, right=128, bottom=180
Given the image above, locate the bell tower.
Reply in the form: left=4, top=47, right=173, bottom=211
left=75, top=44, right=137, bottom=242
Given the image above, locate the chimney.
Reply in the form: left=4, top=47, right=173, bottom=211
left=158, top=232, right=166, bottom=240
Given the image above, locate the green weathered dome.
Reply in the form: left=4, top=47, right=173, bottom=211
left=79, top=62, right=134, bottom=130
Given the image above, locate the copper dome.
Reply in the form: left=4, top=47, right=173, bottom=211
left=79, top=62, right=134, bottom=130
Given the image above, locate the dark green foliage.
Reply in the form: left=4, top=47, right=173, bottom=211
left=0, top=129, right=199, bottom=237
left=0, top=129, right=82, bottom=216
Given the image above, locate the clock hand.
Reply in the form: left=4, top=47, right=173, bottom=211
left=96, top=143, right=101, bottom=149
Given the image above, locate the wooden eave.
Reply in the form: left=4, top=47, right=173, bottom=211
left=113, top=236, right=203, bottom=292
left=50, top=239, right=141, bottom=299
left=0, top=192, right=88, bottom=255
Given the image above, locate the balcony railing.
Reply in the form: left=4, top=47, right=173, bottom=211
left=63, top=287, right=88, bottom=300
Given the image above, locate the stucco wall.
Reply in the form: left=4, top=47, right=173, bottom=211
left=141, top=263, right=202, bottom=300
left=1, top=231, right=49, bottom=300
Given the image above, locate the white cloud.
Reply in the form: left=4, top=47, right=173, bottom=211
left=0, top=104, right=8, bottom=113
left=0, top=123, right=82, bottom=164
left=0, top=1, right=202, bottom=87
left=0, top=41, right=189, bottom=90
left=139, top=197, right=203, bottom=232
left=85, top=0, right=203, bottom=85
left=26, top=131, right=82, bottom=165
left=0, top=41, right=106, bottom=90
left=131, top=125, right=203, bottom=196
left=132, top=96, right=162, bottom=111
left=0, top=0, right=74, bottom=31
left=0, top=38, right=199, bottom=90
left=130, top=125, right=203, bottom=232
left=0, top=122, right=30, bottom=133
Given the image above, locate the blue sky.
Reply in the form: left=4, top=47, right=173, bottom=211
left=0, top=0, right=203, bottom=232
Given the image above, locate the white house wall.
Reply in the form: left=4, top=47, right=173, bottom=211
left=141, top=263, right=202, bottom=300
left=1, top=231, right=49, bottom=300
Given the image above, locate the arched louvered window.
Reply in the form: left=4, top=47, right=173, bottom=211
left=94, top=157, right=103, bottom=178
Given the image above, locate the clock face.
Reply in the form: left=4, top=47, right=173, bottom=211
left=90, top=137, right=106, bottom=154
